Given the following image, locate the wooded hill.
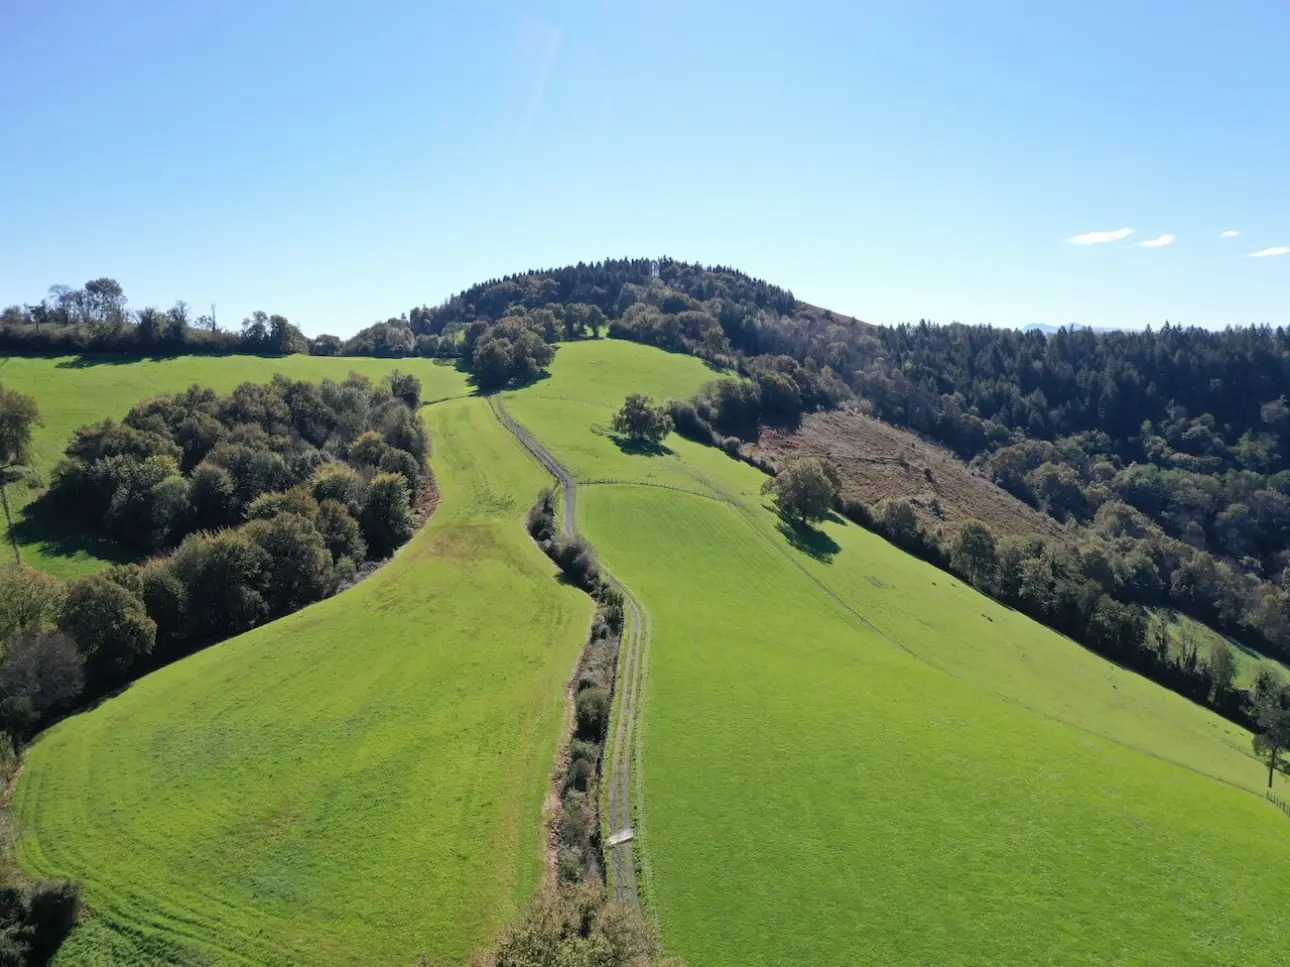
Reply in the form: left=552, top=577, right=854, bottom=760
left=5, top=260, right=1289, bottom=671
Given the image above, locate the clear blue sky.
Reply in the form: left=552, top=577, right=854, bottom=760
left=2, top=0, right=1285, bottom=336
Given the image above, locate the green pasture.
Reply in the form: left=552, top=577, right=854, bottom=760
left=13, top=397, right=590, bottom=966
left=1154, top=609, right=1290, bottom=690
left=578, top=484, right=1290, bottom=967
left=0, top=353, right=470, bottom=576
left=500, top=339, right=1290, bottom=967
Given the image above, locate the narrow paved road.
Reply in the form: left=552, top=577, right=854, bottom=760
left=488, top=397, right=647, bottom=909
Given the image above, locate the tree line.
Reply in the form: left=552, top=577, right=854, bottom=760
left=0, top=371, right=428, bottom=745
left=9, top=262, right=1290, bottom=670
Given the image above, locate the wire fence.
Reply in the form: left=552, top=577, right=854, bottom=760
left=1268, top=791, right=1290, bottom=819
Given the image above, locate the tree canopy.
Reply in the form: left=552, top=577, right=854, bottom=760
left=611, top=394, right=673, bottom=444
left=762, top=457, right=840, bottom=524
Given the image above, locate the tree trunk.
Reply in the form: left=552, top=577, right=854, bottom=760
left=1269, top=748, right=1278, bottom=790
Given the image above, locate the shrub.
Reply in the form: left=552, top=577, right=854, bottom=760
left=0, top=566, right=65, bottom=642
left=361, top=472, right=414, bottom=558
left=244, top=513, right=333, bottom=616
left=0, top=631, right=84, bottom=740
left=315, top=499, right=366, bottom=563
left=470, top=885, right=674, bottom=967
left=549, top=537, right=599, bottom=590
left=575, top=687, right=611, bottom=741
left=168, top=530, right=270, bottom=643
left=188, top=462, right=237, bottom=531
left=385, top=369, right=421, bottom=409
left=244, top=486, right=318, bottom=521
left=59, top=575, right=156, bottom=690
left=311, top=463, right=365, bottom=511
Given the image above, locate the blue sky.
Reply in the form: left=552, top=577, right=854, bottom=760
left=1, top=0, right=1285, bottom=336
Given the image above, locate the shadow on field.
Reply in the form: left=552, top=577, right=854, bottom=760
left=611, top=436, right=673, bottom=457
left=777, top=518, right=841, bottom=563
left=11, top=500, right=136, bottom=568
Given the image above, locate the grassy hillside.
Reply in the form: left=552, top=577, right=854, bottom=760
left=502, top=340, right=1290, bottom=967
left=1155, top=610, right=1290, bottom=690
left=13, top=396, right=591, bottom=966
left=0, top=354, right=470, bottom=576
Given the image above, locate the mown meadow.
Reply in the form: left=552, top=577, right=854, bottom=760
left=504, top=339, right=1290, bottom=967
left=0, top=354, right=470, bottom=576
left=13, top=397, right=591, bottom=965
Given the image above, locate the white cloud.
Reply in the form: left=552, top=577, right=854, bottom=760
left=1138, top=233, right=1175, bottom=248
left=1219, top=230, right=1240, bottom=238
left=1250, top=246, right=1290, bottom=258
left=1066, top=227, right=1134, bottom=245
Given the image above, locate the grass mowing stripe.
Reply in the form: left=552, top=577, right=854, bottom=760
left=14, top=396, right=592, bottom=966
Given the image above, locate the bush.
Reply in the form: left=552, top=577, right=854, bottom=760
left=575, top=687, right=611, bottom=741
left=470, top=885, right=675, bottom=967
left=549, top=537, right=599, bottom=590
left=527, top=488, right=557, bottom=542
left=244, top=512, right=333, bottom=616
left=0, top=631, right=83, bottom=740
left=385, top=369, right=421, bottom=409
left=315, top=499, right=366, bottom=563
left=168, top=529, right=270, bottom=643
left=58, top=575, right=155, bottom=690
left=361, top=472, right=414, bottom=558
left=0, top=566, right=65, bottom=643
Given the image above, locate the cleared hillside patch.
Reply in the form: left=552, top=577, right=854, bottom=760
left=751, top=406, right=1064, bottom=540
left=13, top=396, right=591, bottom=966
left=0, top=354, right=470, bottom=576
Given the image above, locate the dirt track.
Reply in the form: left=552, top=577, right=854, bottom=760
left=489, top=398, right=646, bottom=910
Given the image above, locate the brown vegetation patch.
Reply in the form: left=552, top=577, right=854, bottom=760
left=750, top=408, right=1065, bottom=541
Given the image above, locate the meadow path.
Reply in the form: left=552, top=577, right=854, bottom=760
left=488, top=397, right=646, bottom=911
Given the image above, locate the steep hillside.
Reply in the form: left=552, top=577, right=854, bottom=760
left=750, top=406, right=1065, bottom=540
left=0, top=355, right=470, bottom=576
left=503, top=340, right=1290, bottom=967
left=14, top=397, right=590, bottom=965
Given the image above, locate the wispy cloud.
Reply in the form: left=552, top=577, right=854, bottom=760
left=1138, top=233, right=1175, bottom=248
left=1250, top=246, right=1289, bottom=258
left=1066, top=227, right=1134, bottom=245
left=1219, top=230, right=1240, bottom=239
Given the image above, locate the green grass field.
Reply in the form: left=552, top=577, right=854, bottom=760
left=501, top=339, right=1290, bottom=967
left=14, top=396, right=591, bottom=966
left=0, top=354, right=470, bottom=576
left=1154, top=609, right=1290, bottom=690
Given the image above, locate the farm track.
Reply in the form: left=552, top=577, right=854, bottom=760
left=488, top=397, right=646, bottom=909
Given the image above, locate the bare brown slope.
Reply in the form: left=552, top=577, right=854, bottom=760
left=750, top=408, right=1065, bottom=541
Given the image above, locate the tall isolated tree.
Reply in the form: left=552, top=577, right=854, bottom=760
left=0, top=383, right=41, bottom=467
left=611, top=394, right=673, bottom=444
left=762, top=457, right=840, bottom=524
left=1253, top=691, right=1290, bottom=789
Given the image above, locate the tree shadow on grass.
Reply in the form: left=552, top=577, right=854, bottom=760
left=777, top=518, right=841, bottom=563
left=10, top=499, right=137, bottom=568
left=611, top=435, right=674, bottom=457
